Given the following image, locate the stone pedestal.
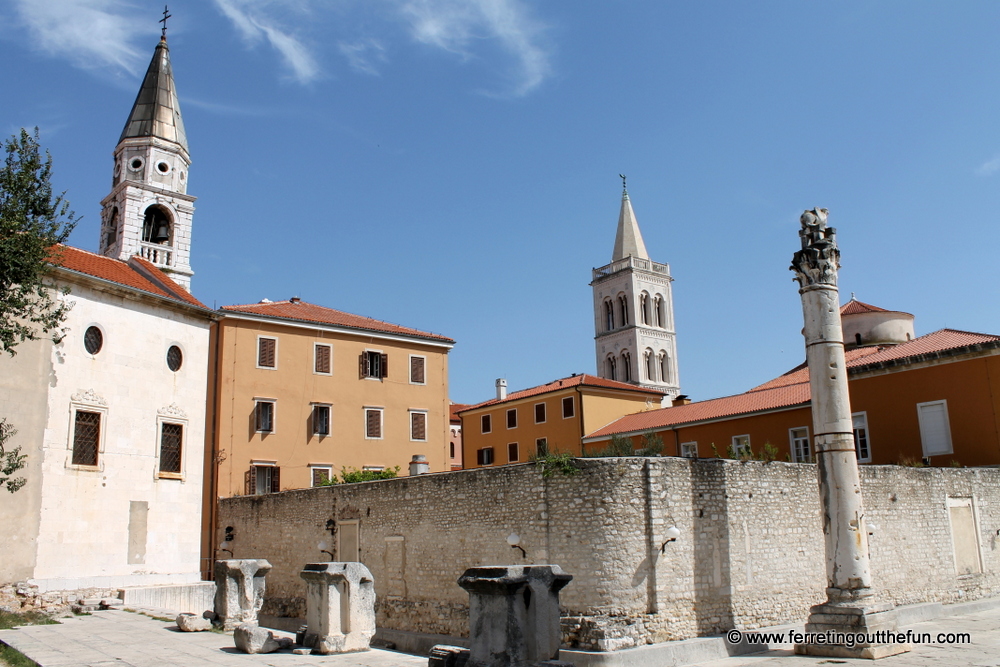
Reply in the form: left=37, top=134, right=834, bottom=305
left=457, top=565, right=572, bottom=667
left=214, top=559, right=271, bottom=631
left=299, top=562, right=376, bottom=655
left=790, top=209, right=908, bottom=660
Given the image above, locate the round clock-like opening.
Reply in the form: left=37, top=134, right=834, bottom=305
left=157, top=161, right=170, bottom=174
left=129, top=157, right=144, bottom=171
left=166, top=345, right=183, bottom=371
left=84, top=326, right=104, bottom=355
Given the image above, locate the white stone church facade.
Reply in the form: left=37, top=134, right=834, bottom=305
left=0, top=35, right=216, bottom=592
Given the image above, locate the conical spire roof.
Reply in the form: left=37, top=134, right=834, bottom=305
left=611, top=189, right=649, bottom=261
left=119, top=37, right=188, bottom=151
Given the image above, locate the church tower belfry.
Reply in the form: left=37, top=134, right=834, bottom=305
left=100, top=25, right=195, bottom=291
left=590, top=178, right=680, bottom=401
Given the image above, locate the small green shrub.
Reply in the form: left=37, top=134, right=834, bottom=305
left=0, top=610, right=57, bottom=630
left=318, top=466, right=401, bottom=485
left=639, top=431, right=664, bottom=456
left=532, top=452, right=579, bottom=478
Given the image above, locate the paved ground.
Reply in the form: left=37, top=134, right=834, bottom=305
left=690, top=604, right=1000, bottom=667
left=1, top=604, right=999, bottom=667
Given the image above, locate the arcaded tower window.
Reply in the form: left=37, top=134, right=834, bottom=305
left=142, top=205, right=172, bottom=244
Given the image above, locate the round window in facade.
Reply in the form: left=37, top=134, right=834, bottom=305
left=84, top=326, right=104, bottom=355
left=129, top=157, right=144, bottom=171
left=166, top=345, right=183, bottom=371
left=156, top=161, right=170, bottom=174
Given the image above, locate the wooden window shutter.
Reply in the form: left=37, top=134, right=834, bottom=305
left=315, top=345, right=331, bottom=374
left=258, top=338, right=276, bottom=367
left=410, top=356, right=425, bottom=383
left=412, top=413, right=426, bottom=440
left=476, top=448, right=485, bottom=465
left=366, top=409, right=381, bottom=438
left=380, top=353, right=388, bottom=379
left=359, top=352, right=367, bottom=378
left=246, top=467, right=255, bottom=495
left=270, top=467, right=280, bottom=493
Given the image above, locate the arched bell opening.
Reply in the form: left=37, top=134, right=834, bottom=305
left=142, top=205, right=173, bottom=244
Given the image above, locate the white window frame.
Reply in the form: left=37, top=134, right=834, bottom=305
left=917, top=400, right=953, bottom=457
left=362, top=349, right=386, bottom=380
left=478, top=447, right=495, bottom=466
left=256, top=335, right=278, bottom=370
left=82, top=322, right=106, bottom=358
left=67, top=398, right=108, bottom=471
left=789, top=426, right=811, bottom=463
left=250, top=460, right=278, bottom=496
left=680, top=441, right=698, bottom=458
left=155, top=416, right=188, bottom=481
left=362, top=465, right=385, bottom=472
left=534, top=402, right=547, bottom=424
left=562, top=396, right=575, bottom=419
left=732, top=435, right=750, bottom=456
left=313, top=343, right=333, bottom=376
left=481, top=414, right=492, bottom=434
left=409, top=409, right=428, bottom=442
left=506, top=408, right=518, bottom=429
left=507, top=442, right=519, bottom=462
left=364, top=406, right=384, bottom=440
left=254, top=398, right=276, bottom=434
left=409, top=354, right=427, bottom=385
left=852, top=411, right=872, bottom=463
left=311, top=402, right=332, bottom=438
left=310, top=464, right=333, bottom=487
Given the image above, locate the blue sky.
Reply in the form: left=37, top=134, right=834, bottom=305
left=2, top=1, right=999, bottom=405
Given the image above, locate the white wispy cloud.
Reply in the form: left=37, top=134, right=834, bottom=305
left=12, top=0, right=147, bottom=74
left=398, top=0, right=550, bottom=96
left=213, top=0, right=319, bottom=84
left=977, top=154, right=1000, bottom=176
left=339, top=37, right=387, bottom=76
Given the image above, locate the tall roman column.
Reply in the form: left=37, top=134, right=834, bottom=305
left=790, top=209, right=907, bottom=660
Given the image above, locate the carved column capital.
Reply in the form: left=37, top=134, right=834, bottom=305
left=790, top=208, right=840, bottom=288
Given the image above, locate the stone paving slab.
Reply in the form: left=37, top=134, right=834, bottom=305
left=0, top=610, right=426, bottom=667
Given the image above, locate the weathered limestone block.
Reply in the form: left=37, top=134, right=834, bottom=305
left=175, top=613, right=212, bottom=632
left=458, top=565, right=573, bottom=667
left=429, top=645, right=471, bottom=667
left=299, top=561, right=376, bottom=655
left=214, top=559, right=271, bottom=631
left=233, top=623, right=292, bottom=654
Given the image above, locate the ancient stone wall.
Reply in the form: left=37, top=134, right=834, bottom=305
left=216, top=458, right=1000, bottom=650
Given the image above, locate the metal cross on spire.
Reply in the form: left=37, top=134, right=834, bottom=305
left=160, top=5, right=171, bottom=39
left=619, top=173, right=628, bottom=195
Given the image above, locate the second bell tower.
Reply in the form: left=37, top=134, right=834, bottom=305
left=99, top=32, right=195, bottom=290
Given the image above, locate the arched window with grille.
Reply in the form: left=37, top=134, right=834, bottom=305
left=142, top=205, right=172, bottom=244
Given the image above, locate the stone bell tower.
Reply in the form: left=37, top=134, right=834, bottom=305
left=99, top=29, right=195, bottom=290
left=590, top=178, right=679, bottom=401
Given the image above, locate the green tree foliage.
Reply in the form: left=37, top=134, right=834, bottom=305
left=317, top=466, right=401, bottom=485
left=1, top=128, right=77, bottom=493
left=639, top=430, right=665, bottom=456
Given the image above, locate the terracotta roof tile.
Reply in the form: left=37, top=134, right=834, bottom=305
left=840, top=299, right=889, bottom=315
left=221, top=299, right=454, bottom=344
left=50, top=245, right=208, bottom=309
left=461, top=374, right=665, bottom=412
left=588, top=328, right=1000, bottom=439
left=450, top=403, right=471, bottom=422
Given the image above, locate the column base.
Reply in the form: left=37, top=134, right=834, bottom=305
left=793, top=602, right=911, bottom=660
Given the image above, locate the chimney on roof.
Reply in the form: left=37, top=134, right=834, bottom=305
left=290, top=296, right=301, bottom=303
left=259, top=298, right=272, bottom=303
left=672, top=394, right=691, bottom=407
left=495, top=378, right=507, bottom=400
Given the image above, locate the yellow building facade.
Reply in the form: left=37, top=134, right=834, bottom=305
left=460, top=374, right=664, bottom=467
left=210, top=298, right=454, bottom=497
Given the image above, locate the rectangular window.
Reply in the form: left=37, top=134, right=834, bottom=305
left=409, top=355, right=426, bottom=384
left=536, top=438, right=548, bottom=457
left=256, top=400, right=275, bottom=433
left=508, top=442, right=519, bottom=462
left=917, top=400, right=953, bottom=457
left=534, top=403, right=546, bottom=424
left=410, top=411, right=427, bottom=441
left=506, top=408, right=517, bottom=429
left=257, top=336, right=277, bottom=369
left=72, top=410, right=101, bottom=466
left=477, top=447, right=495, bottom=465
left=159, top=423, right=183, bottom=474
left=365, top=407, right=383, bottom=439
left=562, top=396, right=575, bottom=419
left=312, top=404, right=331, bottom=437
left=852, top=412, right=871, bottom=462
left=248, top=464, right=280, bottom=495
left=314, top=344, right=332, bottom=375
left=481, top=414, right=492, bottom=434
left=680, top=441, right=698, bottom=458
left=311, top=466, right=332, bottom=487
left=732, top=435, right=750, bottom=456
left=790, top=427, right=811, bottom=463
left=360, top=351, right=388, bottom=379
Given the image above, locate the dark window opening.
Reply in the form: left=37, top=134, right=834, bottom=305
left=84, top=326, right=103, bottom=355
left=507, top=409, right=517, bottom=429
left=256, top=401, right=274, bottom=433
left=142, top=206, right=172, bottom=244
left=159, top=423, right=182, bottom=474
left=481, top=414, right=492, bottom=434
left=536, top=438, right=548, bottom=457
left=313, top=405, right=331, bottom=436
left=477, top=447, right=495, bottom=465
left=508, top=442, right=519, bottom=462
left=534, top=403, right=546, bottom=423
left=562, top=396, right=575, bottom=418
left=72, top=410, right=101, bottom=466
left=360, top=351, right=388, bottom=379
left=166, top=345, right=183, bottom=371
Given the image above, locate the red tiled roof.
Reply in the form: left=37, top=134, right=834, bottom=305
left=587, top=328, right=1000, bottom=440
left=50, top=245, right=208, bottom=309
left=840, top=299, right=888, bottom=315
left=461, top=373, right=665, bottom=413
left=221, top=299, right=454, bottom=344
left=450, top=403, right=471, bottom=422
